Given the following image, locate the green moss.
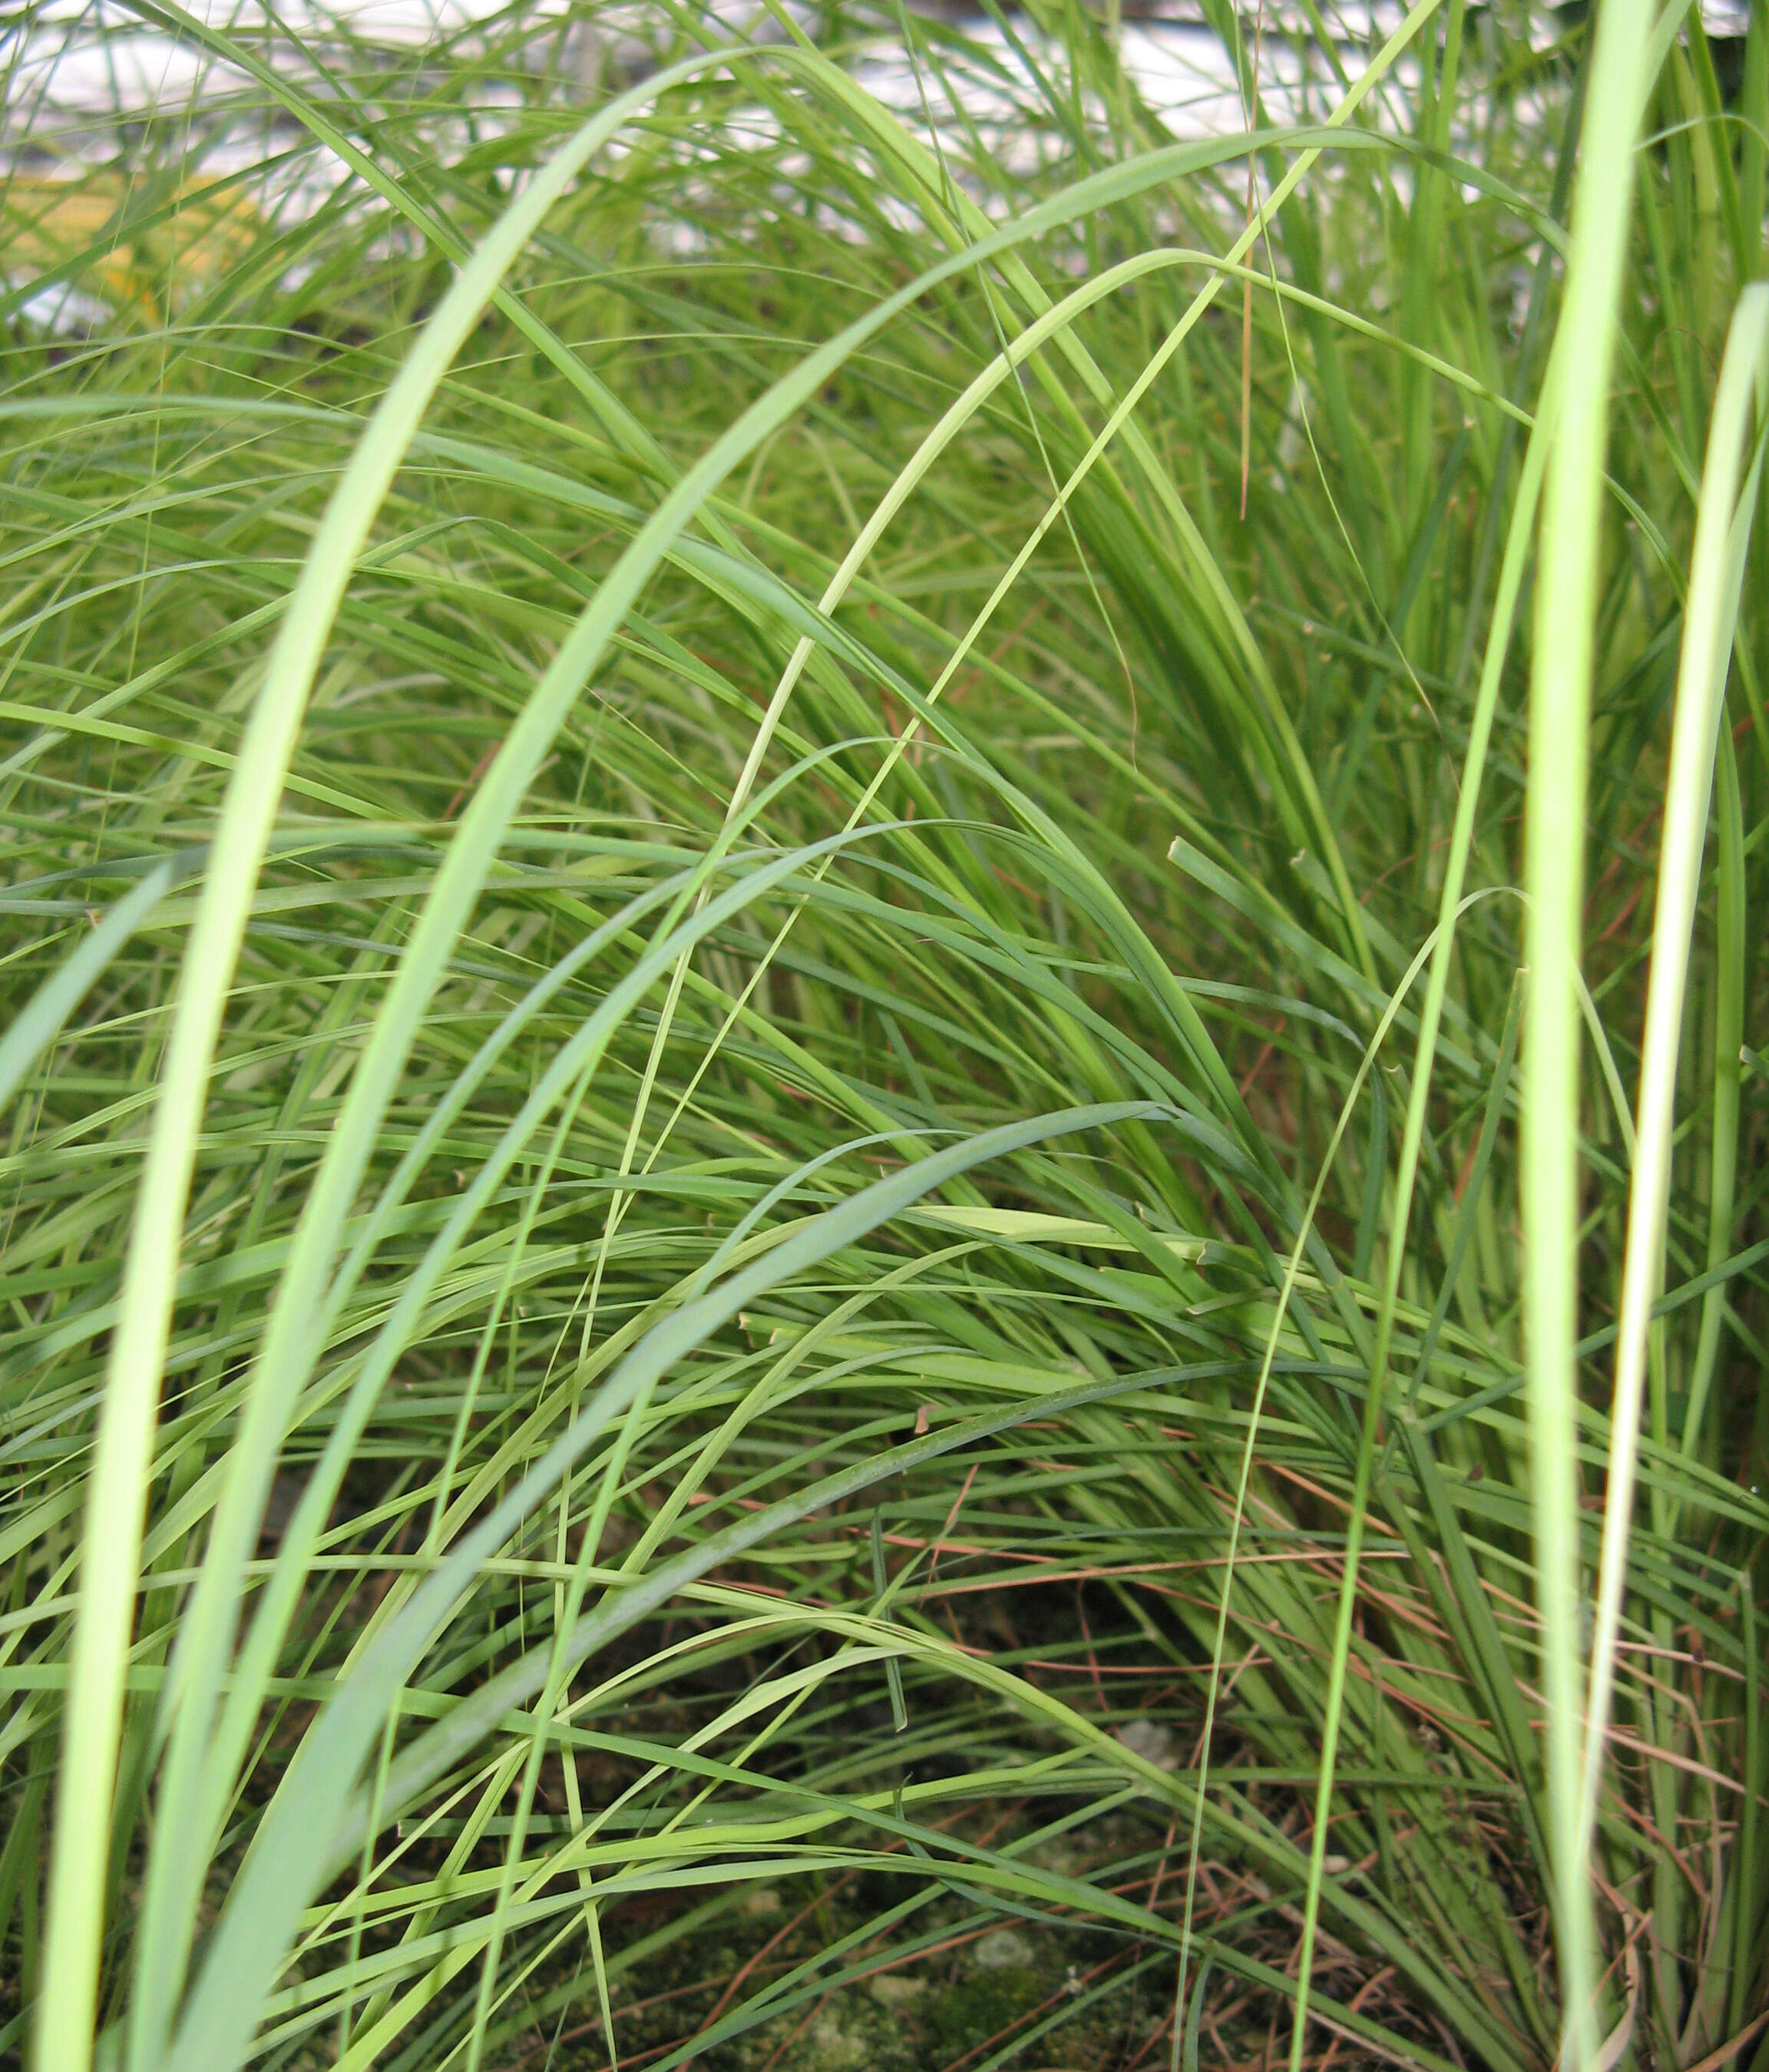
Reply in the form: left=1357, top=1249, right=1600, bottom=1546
left=928, top=1964, right=1045, bottom=2060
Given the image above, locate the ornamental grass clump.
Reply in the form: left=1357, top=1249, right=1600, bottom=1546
left=0, top=2, right=1764, bottom=2069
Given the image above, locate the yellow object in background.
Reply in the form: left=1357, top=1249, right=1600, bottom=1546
left=3, top=170, right=260, bottom=323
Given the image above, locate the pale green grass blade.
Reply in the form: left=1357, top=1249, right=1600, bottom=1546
left=40, top=58, right=722, bottom=2072
left=1520, top=0, right=1662, bottom=2058
left=1580, top=283, right=1769, bottom=1856
left=1683, top=719, right=1745, bottom=1455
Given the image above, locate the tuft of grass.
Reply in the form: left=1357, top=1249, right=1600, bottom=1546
left=0, top=2, right=1764, bottom=2070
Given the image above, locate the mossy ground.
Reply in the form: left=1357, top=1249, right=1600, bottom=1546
left=534, top=1875, right=1161, bottom=2070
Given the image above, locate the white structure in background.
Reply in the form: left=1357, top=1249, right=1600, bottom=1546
left=6, top=0, right=1640, bottom=144
left=1, top=0, right=1748, bottom=327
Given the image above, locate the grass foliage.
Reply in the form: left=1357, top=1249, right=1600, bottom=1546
left=2, top=1, right=1767, bottom=2067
